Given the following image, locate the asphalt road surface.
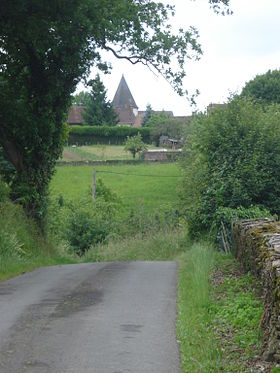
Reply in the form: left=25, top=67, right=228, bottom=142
left=0, top=262, right=180, bottom=373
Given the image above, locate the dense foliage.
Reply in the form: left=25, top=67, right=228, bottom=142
left=72, top=91, right=91, bottom=106
left=0, top=0, right=204, bottom=226
left=241, top=69, right=280, bottom=105
left=80, top=74, right=118, bottom=126
left=180, top=97, right=280, bottom=237
left=68, top=125, right=151, bottom=145
left=0, top=180, right=68, bottom=279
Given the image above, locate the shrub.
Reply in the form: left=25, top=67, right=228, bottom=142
left=180, top=97, right=280, bottom=237
left=66, top=201, right=113, bottom=256
left=48, top=179, right=121, bottom=256
left=95, top=179, right=120, bottom=203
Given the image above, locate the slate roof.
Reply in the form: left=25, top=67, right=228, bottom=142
left=112, top=75, right=138, bottom=110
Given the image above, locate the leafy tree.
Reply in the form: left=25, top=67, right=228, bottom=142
left=82, top=74, right=118, bottom=125
left=241, top=69, right=280, bottom=105
left=72, top=91, right=91, bottom=106
left=124, top=133, right=147, bottom=158
left=145, top=112, right=186, bottom=146
left=0, top=0, right=229, bottom=227
left=142, top=104, right=153, bottom=127
left=180, top=97, right=280, bottom=236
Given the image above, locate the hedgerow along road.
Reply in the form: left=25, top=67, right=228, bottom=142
left=0, top=261, right=180, bottom=372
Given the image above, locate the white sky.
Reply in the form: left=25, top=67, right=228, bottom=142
left=77, top=0, right=280, bottom=115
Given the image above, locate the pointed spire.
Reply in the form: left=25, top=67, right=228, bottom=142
left=112, top=75, right=138, bottom=109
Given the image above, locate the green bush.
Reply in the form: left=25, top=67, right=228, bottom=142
left=124, top=133, right=147, bottom=158
left=66, top=200, right=115, bottom=256
left=241, top=69, right=280, bottom=106
left=95, top=179, right=120, bottom=203
left=180, top=97, right=280, bottom=237
left=48, top=180, right=121, bottom=256
left=68, top=125, right=150, bottom=145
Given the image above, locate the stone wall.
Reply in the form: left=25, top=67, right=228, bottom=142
left=232, top=219, right=280, bottom=362
left=141, top=150, right=181, bottom=161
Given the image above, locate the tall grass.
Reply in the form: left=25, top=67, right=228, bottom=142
left=0, top=198, right=73, bottom=281
left=177, top=242, right=223, bottom=372
left=83, top=227, right=187, bottom=262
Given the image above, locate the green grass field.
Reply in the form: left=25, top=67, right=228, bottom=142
left=50, top=163, right=181, bottom=212
left=62, top=144, right=157, bottom=162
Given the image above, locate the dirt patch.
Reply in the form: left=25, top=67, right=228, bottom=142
left=61, top=149, right=83, bottom=161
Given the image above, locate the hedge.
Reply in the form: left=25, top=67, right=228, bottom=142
left=68, top=125, right=151, bottom=145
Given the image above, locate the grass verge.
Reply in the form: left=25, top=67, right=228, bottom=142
left=177, top=242, right=221, bottom=372
left=177, top=243, right=276, bottom=372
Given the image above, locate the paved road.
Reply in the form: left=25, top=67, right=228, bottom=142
left=0, top=262, right=180, bottom=373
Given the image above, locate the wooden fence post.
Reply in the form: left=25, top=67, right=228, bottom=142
left=92, top=169, right=96, bottom=200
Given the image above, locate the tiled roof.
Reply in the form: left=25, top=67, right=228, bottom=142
left=67, top=106, right=85, bottom=124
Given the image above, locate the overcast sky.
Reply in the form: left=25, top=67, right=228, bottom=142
left=77, top=0, right=280, bottom=115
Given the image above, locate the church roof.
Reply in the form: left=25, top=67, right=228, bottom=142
left=112, top=75, right=138, bottom=109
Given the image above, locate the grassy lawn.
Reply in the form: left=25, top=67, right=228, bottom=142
left=50, top=162, right=181, bottom=213
left=61, top=144, right=157, bottom=162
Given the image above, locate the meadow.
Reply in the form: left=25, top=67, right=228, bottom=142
left=61, top=144, right=157, bottom=162
left=50, top=162, right=181, bottom=213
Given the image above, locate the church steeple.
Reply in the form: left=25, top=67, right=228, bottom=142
left=112, top=75, right=138, bottom=125
left=112, top=75, right=138, bottom=110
